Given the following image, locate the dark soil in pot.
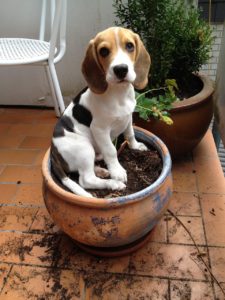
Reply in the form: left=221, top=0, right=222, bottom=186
left=51, top=145, right=163, bottom=198
left=91, top=145, right=162, bottom=198
left=175, top=73, right=203, bottom=99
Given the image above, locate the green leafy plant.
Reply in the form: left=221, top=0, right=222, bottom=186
left=114, top=0, right=213, bottom=124
left=114, top=0, right=213, bottom=87
left=135, top=79, right=179, bottom=125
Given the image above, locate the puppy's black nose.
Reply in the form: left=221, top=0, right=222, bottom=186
left=113, top=64, right=128, bottom=80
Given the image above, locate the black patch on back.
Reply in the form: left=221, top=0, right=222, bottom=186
left=72, top=87, right=92, bottom=127
left=53, top=115, right=74, bottom=138
left=72, top=104, right=92, bottom=127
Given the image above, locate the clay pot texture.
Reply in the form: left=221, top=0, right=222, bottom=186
left=42, top=127, right=173, bottom=248
left=133, top=74, right=214, bottom=158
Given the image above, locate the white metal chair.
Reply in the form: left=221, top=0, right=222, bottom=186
left=0, top=0, right=67, bottom=116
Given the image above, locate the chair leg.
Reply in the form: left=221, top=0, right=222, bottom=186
left=48, top=62, right=65, bottom=115
left=44, top=65, right=61, bottom=117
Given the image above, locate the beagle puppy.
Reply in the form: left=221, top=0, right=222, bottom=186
left=51, top=27, right=151, bottom=197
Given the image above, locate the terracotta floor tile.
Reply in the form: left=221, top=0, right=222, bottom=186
left=14, top=184, right=44, bottom=206
left=201, top=194, right=225, bottom=247
left=28, top=123, right=54, bottom=137
left=0, top=263, right=11, bottom=292
left=0, top=124, right=10, bottom=135
left=168, top=191, right=201, bottom=216
left=170, top=280, right=214, bottom=300
left=0, top=165, right=42, bottom=183
left=33, top=149, right=47, bottom=165
left=130, top=242, right=210, bottom=281
left=172, top=159, right=198, bottom=192
left=57, top=234, right=130, bottom=274
left=193, top=156, right=225, bottom=194
left=30, top=208, right=58, bottom=234
left=148, top=217, right=167, bottom=243
left=0, top=232, right=61, bottom=266
left=7, top=124, right=34, bottom=136
left=36, top=110, right=58, bottom=124
left=0, top=265, right=83, bottom=300
left=0, top=108, right=43, bottom=117
left=0, top=166, right=4, bottom=175
left=193, top=130, right=219, bottom=159
left=209, top=247, right=225, bottom=283
left=214, top=282, right=225, bottom=300
left=7, top=123, right=54, bottom=137
left=0, top=208, right=121, bottom=276
left=86, top=274, right=168, bottom=300
left=0, top=108, right=224, bottom=298
left=168, top=216, right=206, bottom=245
left=0, top=134, right=24, bottom=148
left=0, top=149, right=39, bottom=165
left=19, top=136, right=51, bottom=149
left=0, top=184, right=18, bottom=203
left=0, top=206, right=37, bottom=231
left=0, top=112, right=38, bottom=124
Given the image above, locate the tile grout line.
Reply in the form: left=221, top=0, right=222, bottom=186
left=0, top=261, right=220, bottom=284
left=165, top=215, right=169, bottom=244
left=28, top=207, right=40, bottom=231
left=0, top=264, right=13, bottom=295
left=172, top=190, right=225, bottom=196
left=16, top=134, right=28, bottom=150
left=0, top=166, right=5, bottom=177
left=168, top=279, right=171, bottom=300
left=0, top=203, right=45, bottom=208
left=192, top=153, right=217, bottom=299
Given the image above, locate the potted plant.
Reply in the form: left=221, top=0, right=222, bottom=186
left=42, top=127, right=172, bottom=257
left=114, top=0, right=214, bottom=157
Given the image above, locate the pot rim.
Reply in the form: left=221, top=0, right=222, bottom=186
left=42, top=126, right=172, bottom=208
left=171, top=73, right=214, bottom=111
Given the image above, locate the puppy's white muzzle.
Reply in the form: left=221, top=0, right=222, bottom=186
left=106, top=50, right=136, bottom=84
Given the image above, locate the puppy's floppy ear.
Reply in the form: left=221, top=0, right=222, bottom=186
left=82, top=39, right=108, bottom=94
left=133, top=33, right=151, bottom=90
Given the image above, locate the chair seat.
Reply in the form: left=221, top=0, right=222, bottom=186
left=0, top=38, right=53, bottom=65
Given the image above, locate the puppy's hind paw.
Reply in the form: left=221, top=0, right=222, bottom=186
left=94, top=166, right=110, bottom=178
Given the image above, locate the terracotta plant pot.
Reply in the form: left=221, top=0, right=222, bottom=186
left=133, top=73, right=214, bottom=158
left=42, top=127, right=172, bottom=256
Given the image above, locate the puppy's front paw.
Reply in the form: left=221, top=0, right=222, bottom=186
left=109, top=165, right=127, bottom=183
left=130, top=141, right=148, bottom=151
left=137, top=142, right=148, bottom=151
left=107, top=180, right=126, bottom=191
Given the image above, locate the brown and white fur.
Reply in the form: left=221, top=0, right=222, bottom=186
left=51, top=27, right=151, bottom=197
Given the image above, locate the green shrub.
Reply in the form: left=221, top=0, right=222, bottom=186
left=113, top=0, right=213, bottom=88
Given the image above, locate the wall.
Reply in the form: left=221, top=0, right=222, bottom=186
left=201, top=24, right=224, bottom=81
left=0, top=0, right=115, bottom=107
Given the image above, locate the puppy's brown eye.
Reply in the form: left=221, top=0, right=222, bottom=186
left=126, top=42, right=134, bottom=52
left=99, top=47, right=110, bottom=57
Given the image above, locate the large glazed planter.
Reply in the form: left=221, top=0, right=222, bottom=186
left=42, top=126, right=172, bottom=255
left=133, top=73, right=214, bottom=157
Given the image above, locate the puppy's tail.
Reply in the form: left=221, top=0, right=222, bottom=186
left=50, top=145, right=93, bottom=198
left=61, top=177, right=93, bottom=197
